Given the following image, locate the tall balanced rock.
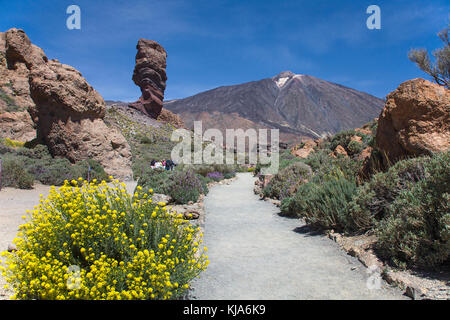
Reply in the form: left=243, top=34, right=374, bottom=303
left=376, top=78, right=450, bottom=166
left=1, top=28, right=132, bottom=179
left=129, top=39, right=167, bottom=119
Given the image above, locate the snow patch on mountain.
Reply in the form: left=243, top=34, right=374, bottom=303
left=275, top=77, right=290, bottom=88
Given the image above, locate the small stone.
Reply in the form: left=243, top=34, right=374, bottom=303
left=7, top=244, right=17, bottom=252
left=184, top=210, right=200, bottom=220
left=152, top=193, right=172, bottom=204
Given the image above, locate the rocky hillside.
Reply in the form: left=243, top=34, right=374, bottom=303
left=164, top=71, right=384, bottom=143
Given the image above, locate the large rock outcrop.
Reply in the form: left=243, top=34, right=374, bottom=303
left=376, top=78, right=450, bottom=165
left=129, top=39, right=167, bottom=119
left=0, top=29, right=39, bottom=142
left=1, top=28, right=132, bottom=179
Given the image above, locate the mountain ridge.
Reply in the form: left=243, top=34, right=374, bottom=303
left=163, top=71, right=384, bottom=143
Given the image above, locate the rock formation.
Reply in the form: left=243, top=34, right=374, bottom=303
left=1, top=28, right=132, bottom=179
left=129, top=39, right=167, bottom=119
left=157, top=108, right=185, bottom=129
left=291, top=140, right=317, bottom=159
left=0, top=29, right=38, bottom=142
left=376, top=78, right=450, bottom=166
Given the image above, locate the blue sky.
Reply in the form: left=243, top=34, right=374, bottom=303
left=1, top=0, right=448, bottom=101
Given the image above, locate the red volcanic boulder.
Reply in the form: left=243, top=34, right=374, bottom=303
left=129, top=39, right=167, bottom=119
left=376, top=78, right=450, bottom=166
left=29, top=60, right=132, bottom=179
left=291, top=139, right=317, bottom=159
left=0, top=29, right=45, bottom=142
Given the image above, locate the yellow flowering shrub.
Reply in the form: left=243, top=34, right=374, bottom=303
left=0, top=178, right=209, bottom=300
left=1, top=138, right=25, bottom=148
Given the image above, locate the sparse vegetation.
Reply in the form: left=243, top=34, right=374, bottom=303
left=0, top=88, right=24, bottom=112
left=348, top=156, right=429, bottom=233
left=375, top=152, right=450, bottom=268
left=0, top=157, right=34, bottom=189
left=265, top=119, right=449, bottom=269
left=0, top=139, right=108, bottom=188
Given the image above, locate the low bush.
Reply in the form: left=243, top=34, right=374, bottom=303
left=348, top=156, right=429, bottom=233
left=278, top=151, right=302, bottom=171
left=223, top=172, right=236, bottom=180
left=0, top=179, right=208, bottom=299
left=137, top=168, right=174, bottom=196
left=75, top=159, right=109, bottom=183
left=282, top=173, right=358, bottom=231
left=263, top=162, right=312, bottom=200
left=0, top=143, right=108, bottom=188
left=326, top=130, right=356, bottom=151
left=375, top=152, right=450, bottom=268
left=347, top=140, right=363, bottom=156
left=0, top=157, right=34, bottom=189
left=206, top=172, right=224, bottom=181
left=169, top=170, right=206, bottom=204
left=303, top=150, right=333, bottom=172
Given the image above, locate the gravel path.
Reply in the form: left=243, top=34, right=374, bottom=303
left=0, top=181, right=137, bottom=300
left=190, top=173, right=407, bottom=300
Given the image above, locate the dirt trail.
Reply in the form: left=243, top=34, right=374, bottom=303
left=190, top=173, right=407, bottom=300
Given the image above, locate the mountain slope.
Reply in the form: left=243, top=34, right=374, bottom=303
left=164, top=71, right=384, bottom=142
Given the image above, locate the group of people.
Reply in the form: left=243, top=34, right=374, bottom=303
left=150, top=159, right=176, bottom=171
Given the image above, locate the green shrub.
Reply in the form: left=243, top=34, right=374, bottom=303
left=280, top=197, right=296, bottom=218
left=137, top=168, right=208, bottom=204
left=279, top=151, right=301, bottom=170
left=0, top=143, right=109, bottom=187
left=263, top=162, right=312, bottom=200
left=347, top=140, right=363, bottom=155
left=282, top=174, right=358, bottom=231
left=28, top=158, right=75, bottom=186
left=375, top=152, right=450, bottom=268
left=303, top=150, right=333, bottom=172
left=75, top=159, right=109, bottom=183
left=326, top=130, right=356, bottom=151
left=348, top=156, right=429, bottom=233
left=0, top=88, right=24, bottom=112
left=0, top=157, right=34, bottom=189
left=137, top=169, right=174, bottom=196
left=169, top=170, right=206, bottom=204
left=223, top=172, right=236, bottom=179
